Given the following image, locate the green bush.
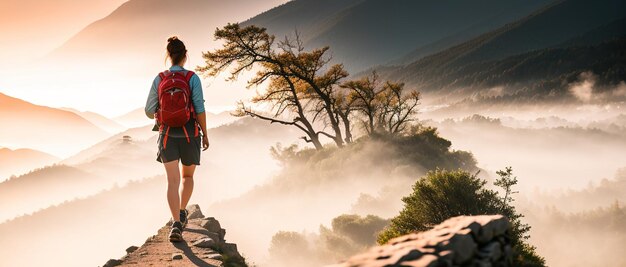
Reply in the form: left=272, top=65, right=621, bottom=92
left=331, top=214, right=389, bottom=246
left=270, top=125, right=477, bottom=174
left=378, top=168, right=545, bottom=266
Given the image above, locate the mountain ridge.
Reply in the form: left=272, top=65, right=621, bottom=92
left=245, top=0, right=553, bottom=72
left=378, top=0, right=626, bottom=100
left=61, top=107, right=126, bottom=133
left=0, top=92, right=109, bottom=157
left=0, top=147, right=59, bottom=181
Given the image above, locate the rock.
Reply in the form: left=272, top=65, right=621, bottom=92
left=126, top=245, right=139, bottom=254
left=186, top=204, right=205, bottom=219
left=475, top=215, right=509, bottom=244
left=397, top=248, right=422, bottom=262
left=200, top=217, right=222, bottom=233
left=326, top=215, right=512, bottom=267
left=478, top=241, right=502, bottom=261
left=206, top=231, right=224, bottom=244
left=192, top=237, right=216, bottom=248
left=222, top=243, right=242, bottom=258
left=404, top=254, right=439, bottom=267
left=443, top=229, right=477, bottom=264
left=220, top=228, right=227, bottom=240
left=172, top=253, right=184, bottom=260
left=202, top=253, right=223, bottom=260
left=103, top=259, right=122, bottom=267
left=139, top=251, right=148, bottom=256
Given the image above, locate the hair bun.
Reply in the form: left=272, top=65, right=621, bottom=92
left=167, top=36, right=179, bottom=43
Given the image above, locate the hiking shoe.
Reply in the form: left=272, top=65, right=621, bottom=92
left=180, top=209, right=189, bottom=228
left=169, top=221, right=183, bottom=242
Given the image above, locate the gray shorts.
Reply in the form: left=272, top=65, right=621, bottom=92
left=156, top=135, right=201, bottom=166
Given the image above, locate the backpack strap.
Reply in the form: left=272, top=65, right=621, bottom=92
left=159, top=70, right=170, bottom=80
left=162, top=127, right=171, bottom=150
left=182, top=126, right=190, bottom=143
left=184, top=71, right=197, bottom=119
left=184, top=71, right=195, bottom=82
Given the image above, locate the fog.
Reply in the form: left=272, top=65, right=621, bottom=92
left=425, top=113, right=626, bottom=191
left=417, top=103, right=626, bottom=267
left=0, top=118, right=304, bottom=266
left=523, top=169, right=626, bottom=267
left=1, top=100, right=626, bottom=266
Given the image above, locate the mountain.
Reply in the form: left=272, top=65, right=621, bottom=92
left=0, top=92, right=109, bottom=157
left=0, top=176, right=165, bottom=267
left=0, top=147, right=59, bottom=180
left=244, top=0, right=553, bottom=72
left=0, top=0, right=127, bottom=64
left=394, top=36, right=625, bottom=101
left=47, top=0, right=287, bottom=66
left=381, top=0, right=626, bottom=99
left=0, top=127, right=157, bottom=223
left=61, top=107, right=126, bottom=133
left=61, top=125, right=154, bottom=165
left=113, top=107, right=239, bottom=128
left=0, top=165, right=101, bottom=223
left=113, top=108, right=154, bottom=128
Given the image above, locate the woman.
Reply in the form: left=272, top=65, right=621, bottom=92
left=145, top=36, right=210, bottom=242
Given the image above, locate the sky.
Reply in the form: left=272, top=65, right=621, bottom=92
left=0, top=0, right=129, bottom=63
left=0, top=0, right=288, bottom=117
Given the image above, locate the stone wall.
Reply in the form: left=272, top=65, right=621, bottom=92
left=327, top=215, right=512, bottom=267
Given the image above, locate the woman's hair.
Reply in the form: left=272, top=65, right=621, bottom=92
left=166, top=36, right=187, bottom=65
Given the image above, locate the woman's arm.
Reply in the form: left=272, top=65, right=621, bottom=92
left=145, top=76, right=160, bottom=119
left=197, top=112, right=209, bottom=150
left=190, top=73, right=209, bottom=150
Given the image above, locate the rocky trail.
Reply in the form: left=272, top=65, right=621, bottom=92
left=101, top=205, right=246, bottom=267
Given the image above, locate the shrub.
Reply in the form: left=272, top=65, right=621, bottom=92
left=378, top=169, right=545, bottom=266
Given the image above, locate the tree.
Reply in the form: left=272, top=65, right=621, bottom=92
left=377, top=169, right=545, bottom=266
left=341, top=71, right=420, bottom=135
left=341, top=72, right=382, bottom=135
left=494, top=167, right=544, bottom=266
left=198, top=24, right=421, bottom=150
left=197, top=24, right=349, bottom=149
left=376, top=81, right=420, bottom=134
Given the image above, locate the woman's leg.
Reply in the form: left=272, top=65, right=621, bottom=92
left=163, top=160, right=181, bottom=221
left=180, top=164, right=196, bottom=210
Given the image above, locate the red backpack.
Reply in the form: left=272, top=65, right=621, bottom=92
left=156, top=70, right=197, bottom=146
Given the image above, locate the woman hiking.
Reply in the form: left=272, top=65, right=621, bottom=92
left=145, top=36, right=210, bottom=242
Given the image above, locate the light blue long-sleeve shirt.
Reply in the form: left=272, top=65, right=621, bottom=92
left=145, top=65, right=205, bottom=119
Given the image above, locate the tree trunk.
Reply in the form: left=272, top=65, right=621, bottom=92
left=338, top=111, right=352, bottom=143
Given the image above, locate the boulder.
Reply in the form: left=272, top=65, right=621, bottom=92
left=442, top=229, right=477, bottom=264
left=103, top=259, right=122, bottom=267
left=200, top=217, right=222, bottom=233
left=222, top=243, right=242, bottom=258
left=172, top=253, right=183, bottom=260
left=192, top=237, right=216, bottom=248
left=186, top=204, right=205, bottom=219
left=125, top=245, right=139, bottom=254
left=327, top=215, right=512, bottom=267
left=202, top=253, right=223, bottom=260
